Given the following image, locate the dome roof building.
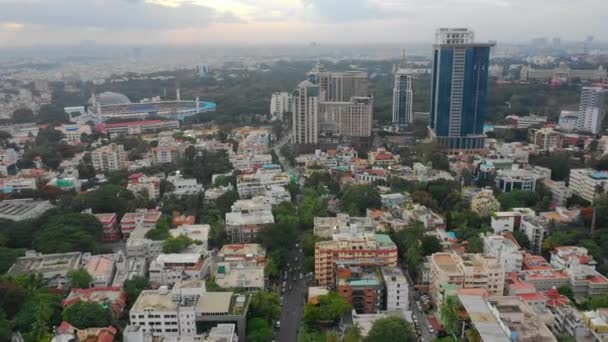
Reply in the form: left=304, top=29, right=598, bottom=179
left=90, top=92, right=132, bottom=106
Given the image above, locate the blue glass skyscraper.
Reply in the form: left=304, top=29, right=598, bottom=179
left=430, top=28, right=494, bottom=151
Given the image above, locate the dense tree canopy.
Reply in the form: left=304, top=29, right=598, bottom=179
left=303, top=292, right=351, bottom=327
left=67, top=269, right=92, bottom=289
left=339, top=185, right=381, bottom=216
left=62, top=301, right=113, bottom=329
left=365, top=316, right=417, bottom=342
left=32, top=213, right=103, bottom=253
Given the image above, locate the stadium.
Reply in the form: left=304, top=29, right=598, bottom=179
left=88, top=92, right=216, bottom=122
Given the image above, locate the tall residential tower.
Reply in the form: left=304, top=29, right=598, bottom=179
left=392, top=52, right=413, bottom=125
left=292, top=80, right=319, bottom=144
left=576, top=87, right=606, bottom=134
left=430, top=28, right=494, bottom=152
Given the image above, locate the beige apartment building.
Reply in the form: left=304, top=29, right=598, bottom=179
left=91, top=143, right=128, bottom=172
left=430, top=252, right=505, bottom=306
left=314, top=232, right=398, bottom=286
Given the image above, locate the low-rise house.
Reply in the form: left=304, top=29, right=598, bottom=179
left=149, top=253, right=206, bottom=286
left=62, top=287, right=127, bottom=317
left=81, top=253, right=116, bottom=288
left=471, top=188, right=501, bottom=217
left=8, top=251, right=82, bottom=288
left=0, top=199, right=53, bottom=221
left=127, top=173, right=161, bottom=199
left=94, top=213, right=121, bottom=241
left=120, top=209, right=162, bottom=239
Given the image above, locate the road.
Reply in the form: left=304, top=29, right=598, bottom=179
left=402, top=265, right=436, bottom=342
left=277, top=242, right=307, bottom=342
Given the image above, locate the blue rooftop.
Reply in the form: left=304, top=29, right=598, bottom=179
left=591, top=172, right=608, bottom=180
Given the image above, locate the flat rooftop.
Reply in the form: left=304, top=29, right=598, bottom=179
left=0, top=199, right=53, bottom=218
left=8, top=252, right=82, bottom=276
left=225, top=211, right=274, bottom=226
left=197, top=292, right=233, bottom=314
left=131, top=290, right=177, bottom=312
left=432, top=253, right=460, bottom=274
left=458, top=295, right=510, bottom=342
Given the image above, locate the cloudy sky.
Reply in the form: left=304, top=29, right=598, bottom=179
left=0, top=0, right=605, bottom=46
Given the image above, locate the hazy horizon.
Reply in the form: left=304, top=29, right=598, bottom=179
left=0, top=0, right=605, bottom=47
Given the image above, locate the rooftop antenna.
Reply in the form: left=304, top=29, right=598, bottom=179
left=399, top=50, right=407, bottom=69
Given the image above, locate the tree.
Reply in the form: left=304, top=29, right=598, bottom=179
left=145, top=215, right=172, bottom=241
left=215, top=190, right=240, bottom=216
left=339, top=185, right=381, bottom=216
left=12, top=107, right=35, bottom=123
left=0, top=247, right=25, bottom=273
left=512, top=230, right=531, bottom=250
left=213, top=175, right=233, bottom=187
left=37, top=104, right=70, bottom=124
left=344, top=323, right=363, bottom=342
left=162, top=235, right=193, bottom=253
left=247, top=317, right=273, bottom=342
left=421, top=235, right=443, bottom=255
left=440, top=296, right=461, bottom=337
left=62, top=301, right=112, bottom=329
left=497, top=190, right=539, bottom=210
left=67, top=269, right=92, bottom=289
left=32, top=213, right=103, bottom=253
left=365, top=315, right=417, bottom=342
left=303, top=292, right=351, bottom=327
left=558, top=286, right=575, bottom=302
left=273, top=201, right=299, bottom=225
left=249, top=291, right=281, bottom=323
left=299, top=189, right=328, bottom=228
left=0, top=311, right=10, bottom=341
left=257, top=223, right=297, bottom=253
left=13, top=292, right=63, bottom=341
left=123, top=276, right=149, bottom=309
left=72, top=184, right=134, bottom=217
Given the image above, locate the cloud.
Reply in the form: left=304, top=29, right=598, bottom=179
left=0, top=0, right=243, bottom=31
left=301, top=0, right=406, bottom=22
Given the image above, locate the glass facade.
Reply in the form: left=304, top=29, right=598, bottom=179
left=431, top=44, right=491, bottom=151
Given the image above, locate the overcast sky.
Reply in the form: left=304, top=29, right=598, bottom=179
left=0, top=0, right=605, bottom=46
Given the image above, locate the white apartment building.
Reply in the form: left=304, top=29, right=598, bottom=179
left=569, top=168, right=608, bottom=203
left=129, top=286, right=199, bottom=337
left=91, top=143, right=128, bottom=172
left=229, top=153, right=272, bottom=171
left=576, top=87, right=606, bottom=134
left=292, top=80, right=319, bottom=144
left=166, top=171, right=203, bottom=196
left=225, top=210, right=274, bottom=243
left=381, top=267, right=409, bottom=313
left=482, top=234, right=523, bottom=273
left=236, top=167, right=289, bottom=199
left=490, top=208, right=535, bottom=233
left=270, top=92, right=291, bottom=120
left=127, top=283, right=247, bottom=342
left=230, top=198, right=272, bottom=214
left=542, top=179, right=571, bottom=206
left=521, top=217, right=548, bottom=254
left=495, top=166, right=551, bottom=192
left=149, top=254, right=205, bottom=286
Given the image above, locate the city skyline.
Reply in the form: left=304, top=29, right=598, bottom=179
left=0, top=0, right=606, bottom=46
